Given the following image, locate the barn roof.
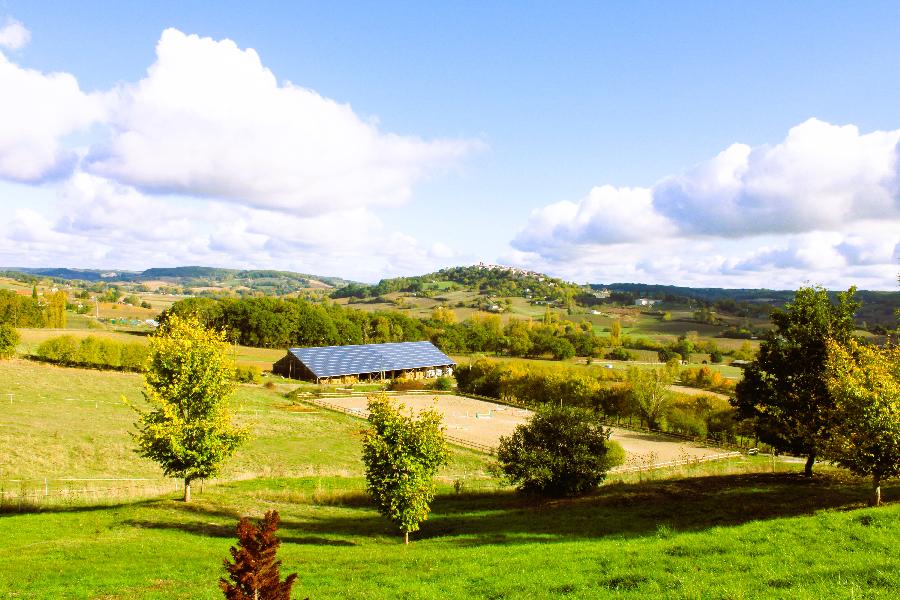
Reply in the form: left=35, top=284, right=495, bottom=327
left=287, top=341, right=455, bottom=379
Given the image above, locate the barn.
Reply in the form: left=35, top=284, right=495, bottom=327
left=272, top=341, right=456, bottom=384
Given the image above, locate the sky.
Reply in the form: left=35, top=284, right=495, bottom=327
left=0, top=1, right=898, bottom=289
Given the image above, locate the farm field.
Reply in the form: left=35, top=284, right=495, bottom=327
left=1, top=360, right=898, bottom=598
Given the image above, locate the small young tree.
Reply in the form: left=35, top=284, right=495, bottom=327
left=220, top=510, right=298, bottom=600
left=497, top=405, right=616, bottom=496
left=362, top=393, right=449, bottom=544
left=0, top=322, right=19, bottom=359
left=825, top=339, right=900, bottom=506
left=133, top=315, right=248, bottom=501
left=627, top=365, right=676, bottom=429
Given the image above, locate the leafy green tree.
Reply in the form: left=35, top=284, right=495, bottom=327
left=0, top=323, right=19, bottom=358
left=220, top=510, right=298, bottom=600
left=362, top=393, right=449, bottom=544
left=133, top=315, right=248, bottom=501
left=733, top=286, right=859, bottom=476
left=825, top=339, right=900, bottom=506
left=497, top=405, right=616, bottom=496
left=627, top=364, right=677, bottom=429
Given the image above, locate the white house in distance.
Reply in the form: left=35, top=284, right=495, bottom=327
left=634, top=298, right=659, bottom=307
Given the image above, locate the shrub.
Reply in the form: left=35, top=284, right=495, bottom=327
left=605, top=347, right=635, bottom=361
left=234, top=365, right=262, bottom=384
left=497, top=405, right=614, bottom=496
left=431, top=375, right=453, bottom=391
left=0, top=323, right=19, bottom=359
left=36, top=335, right=80, bottom=363
left=388, top=377, right=427, bottom=391
left=600, top=440, right=626, bottom=471
left=220, top=510, right=298, bottom=599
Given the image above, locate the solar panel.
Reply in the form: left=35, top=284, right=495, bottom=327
left=289, top=341, right=456, bottom=379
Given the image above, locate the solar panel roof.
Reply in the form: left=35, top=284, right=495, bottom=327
left=288, top=341, right=455, bottom=379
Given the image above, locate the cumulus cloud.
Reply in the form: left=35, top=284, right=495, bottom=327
left=0, top=17, right=30, bottom=50
left=0, top=171, right=465, bottom=282
left=654, top=119, right=900, bottom=236
left=0, top=53, right=107, bottom=181
left=512, top=119, right=900, bottom=289
left=86, top=28, right=478, bottom=216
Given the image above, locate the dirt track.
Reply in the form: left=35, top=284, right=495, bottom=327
left=322, top=393, right=728, bottom=466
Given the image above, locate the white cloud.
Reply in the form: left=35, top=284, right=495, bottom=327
left=0, top=171, right=465, bottom=282
left=86, top=28, right=479, bottom=216
left=511, top=119, right=900, bottom=289
left=0, top=53, right=107, bottom=181
left=654, top=119, right=900, bottom=236
left=0, top=17, right=30, bottom=50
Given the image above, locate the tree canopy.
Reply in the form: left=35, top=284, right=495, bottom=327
left=133, top=314, right=248, bottom=501
left=361, top=393, right=449, bottom=544
left=733, top=286, right=859, bottom=476
left=825, top=339, right=900, bottom=506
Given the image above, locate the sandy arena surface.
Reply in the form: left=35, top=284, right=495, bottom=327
left=319, top=394, right=729, bottom=466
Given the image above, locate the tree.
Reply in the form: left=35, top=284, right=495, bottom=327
left=733, top=286, right=859, bottom=476
left=497, top=405, right=616, bottom=496
left=220, top=510, right=299, bottom=600
left=0, top=323, right=19, bottom=359
left=627, top=364, right=677, bottom=429
left=133, top=315, right=248, bottom=501
left=824, top=339, right=900, bottom=506
left=362, top=393, right=449, bottom=544
left=47, top=291, right=67, bottom=329
left=610, top=320, right=622, bottom=345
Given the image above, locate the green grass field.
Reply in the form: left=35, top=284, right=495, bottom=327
left=1, top=359, right=898, bottom=598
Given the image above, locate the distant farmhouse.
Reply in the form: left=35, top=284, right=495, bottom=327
left=273, top=341, right=455, bottom=384
left=634, top=298, right=660, bottom=307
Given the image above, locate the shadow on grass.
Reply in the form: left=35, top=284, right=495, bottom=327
left=278, top=472, right=898, bottom=546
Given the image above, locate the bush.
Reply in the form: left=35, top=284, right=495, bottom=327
left=34, top=335, right=148, bottom=371
left=36, top=335, right=80, bottom=363
left=388, top=377, right=427, bottom=391
left=0, top=323, right=19, bottom=358
left=601, top=440, right=626, bottom=472
left=497, top=405, right=614, bottom=496
left=431, top=375, right=454, bottom=391
left=605, top=347, right=635, bottom=361
left=234, top=365, right=262, bottom=384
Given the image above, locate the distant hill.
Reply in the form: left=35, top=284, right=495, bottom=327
left=1, top=266, right=355, bottom=294
left=331, top=264, right=584, bottom=305
left=593, top=283, right=899, bottom=330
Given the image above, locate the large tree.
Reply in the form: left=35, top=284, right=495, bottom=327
left=362, top=393, right=448, bottom=544
left=824, top=339, right=900, bottom=506
left=733, top=286, right=859, bottom=476
left=133, top=315, right=248, bottom=501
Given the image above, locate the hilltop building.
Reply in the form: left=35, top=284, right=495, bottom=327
left=272, top=341, right=455, bottom=384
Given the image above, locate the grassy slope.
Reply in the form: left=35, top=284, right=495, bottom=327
left=2, top=361, right=898, bottom=599
left=0, top=360, right=487, bottom=481
left=0, top=471, right=897, bottom=599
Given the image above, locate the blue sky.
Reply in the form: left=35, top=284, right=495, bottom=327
left=1, top=1, right=898, bottom=288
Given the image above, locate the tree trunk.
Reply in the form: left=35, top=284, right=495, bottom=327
left=404, top=530, right=409, bottom=545
left=871, top=475, right=881, bottom=507
left=804, top=453, right=816, bottom=477
left=184, top=478, right=191, bottom=502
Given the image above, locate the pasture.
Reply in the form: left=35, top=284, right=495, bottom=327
left=1, top=360, right=898, bottom=598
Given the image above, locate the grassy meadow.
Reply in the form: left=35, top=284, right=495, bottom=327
left=0, top=359, right=898, bottom=598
